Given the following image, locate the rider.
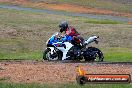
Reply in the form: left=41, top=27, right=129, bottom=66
left=59, top=21, right=84, bottom=46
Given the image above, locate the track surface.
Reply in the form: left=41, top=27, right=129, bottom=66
left=0, top=60, right=132, bottom=84
left=0, top=5, right=132, bottom=22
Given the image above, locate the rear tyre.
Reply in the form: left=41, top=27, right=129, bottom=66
left=95, top=49, right=104, bottom=62
left=84, top=47, right=104, bottom=62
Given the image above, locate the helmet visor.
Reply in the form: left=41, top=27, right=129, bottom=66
left=60, top=27, right=64, bottom=33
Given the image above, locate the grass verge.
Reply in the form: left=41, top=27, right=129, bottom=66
left=0, top=51, right=42, bottom=60
left=84, top=19, right=122, bottom=24
left=102, top=48, right=132, bottom=62
left=0, top=82, right=131, bottom=88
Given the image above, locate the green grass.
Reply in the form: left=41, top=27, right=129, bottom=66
left=102, top=48, right=132, bottom=62
left=0, top=51, right=42, bottom=60
left=105, top=53, right=132, bottom=62
left=0, top=77, right=10, bottom=81
left=0, top=82, right=50, bottom=88
left=0, top=82, right=131, bottom=88
left=84, top=19, right=122, bottom=24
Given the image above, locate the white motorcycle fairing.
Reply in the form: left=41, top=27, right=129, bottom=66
left=53, top=42, right=73, bottom=60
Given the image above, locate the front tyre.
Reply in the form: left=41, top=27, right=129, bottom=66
left=43, top=48, right=62, bottom=61
left=43, top=48, right=50, bottom=60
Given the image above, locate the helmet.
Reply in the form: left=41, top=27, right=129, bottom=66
left=59, top=21, right=68, bottom=33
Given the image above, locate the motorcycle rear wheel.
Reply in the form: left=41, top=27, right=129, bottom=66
left=94, top=50, right=104, bottom=62
left=84, top=47, right=104, bottom=62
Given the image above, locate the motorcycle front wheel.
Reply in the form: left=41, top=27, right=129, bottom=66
left=43, top=48, right=62, bottom=61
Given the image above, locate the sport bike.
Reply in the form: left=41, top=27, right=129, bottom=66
left=43, top=32, right=104, bottom=62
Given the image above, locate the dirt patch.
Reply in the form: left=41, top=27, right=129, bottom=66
left=0, top=0, right=132, bottom=17
left=0, top=0, right=12, bottom=1
left=35, top=3, right=132, bottom=17
left=0, top=61, right=132, bottom=84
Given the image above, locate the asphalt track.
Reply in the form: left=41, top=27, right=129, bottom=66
left=45, top=60, right=132, bottom=65
left=0, top=4, right=132, bottom=22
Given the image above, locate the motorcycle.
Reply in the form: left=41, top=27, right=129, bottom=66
left=43, top=32, right=104, bottom=62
